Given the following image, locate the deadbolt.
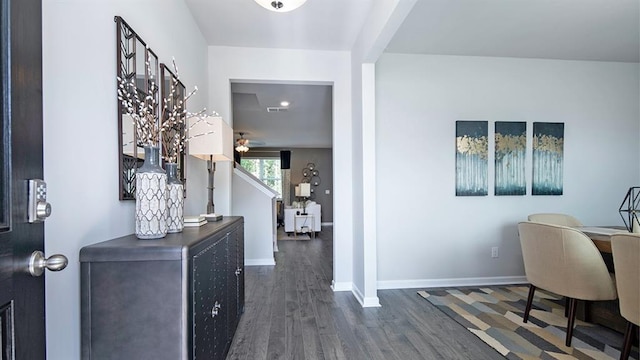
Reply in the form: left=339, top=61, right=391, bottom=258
left=28, top=179, right=52, bottom=223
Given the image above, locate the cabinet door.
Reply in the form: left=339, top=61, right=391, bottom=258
left=227, top=225, right=245, bottom=338
left=237, top=225, right=245, bottom=315
left=192, top=236, right=228, bottom=360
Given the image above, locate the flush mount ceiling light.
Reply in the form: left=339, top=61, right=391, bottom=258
left=254, top=0, right=307, bottom=12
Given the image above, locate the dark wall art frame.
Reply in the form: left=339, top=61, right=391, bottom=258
left=115, top=16, right=160, bottom=200
left=160, top=63, right=187, bottom=196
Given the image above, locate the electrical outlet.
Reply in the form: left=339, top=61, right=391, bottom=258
left=491, top=247, right=499, bottom=258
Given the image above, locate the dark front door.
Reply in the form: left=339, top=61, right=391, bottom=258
left=0, top=0, right=63, bottom=359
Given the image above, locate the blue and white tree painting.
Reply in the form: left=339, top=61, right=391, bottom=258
left=532, top=122, right=564, bottom=195
left=495, top=122, right=526, bottom=195
left=456, top=121, right=488, bottom=196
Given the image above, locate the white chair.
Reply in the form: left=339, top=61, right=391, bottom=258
left=610, top=233, right=640, bottom=360
left=517, top=221, right=617, bottom=346
left=527, top=213, right=583, bottom=227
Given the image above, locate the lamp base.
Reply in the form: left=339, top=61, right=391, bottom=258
left=201, top=213, right=223, bottom=222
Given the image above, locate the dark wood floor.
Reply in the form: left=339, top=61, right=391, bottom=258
left=227, top=226, right=504, bottom=360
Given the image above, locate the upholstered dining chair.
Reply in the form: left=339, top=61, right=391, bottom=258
left=610, top=233, right=640, bottom=360
left=517, top=221, right=617, bottom=346
left=527, top=213, right=583, bottom=227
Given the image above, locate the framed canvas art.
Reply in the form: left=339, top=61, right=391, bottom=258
left=532, top=122, right=564, bottom=195
left=456, top=121, right=488, bottom=196
left=495, top=122, right=526, bottom=195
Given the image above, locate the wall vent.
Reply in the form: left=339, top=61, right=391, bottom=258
left=266, top=107, right=288, bottom=112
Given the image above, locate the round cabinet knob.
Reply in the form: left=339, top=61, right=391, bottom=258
left=36, top=201, right=52, bottom=219
left=28, top=251, right=68, bottom=277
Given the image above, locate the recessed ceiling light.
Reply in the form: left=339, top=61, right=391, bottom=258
left=280, top=101, right=289, bottom=107
left=254, top=0, right=307, bottom=13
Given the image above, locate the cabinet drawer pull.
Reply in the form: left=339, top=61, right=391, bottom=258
left=211, top=301, right=221, bottom=317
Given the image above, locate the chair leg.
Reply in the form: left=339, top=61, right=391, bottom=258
left=566, top=297, right=578, bottom=347
left=620, top=322, right=637, bottom=360
left=524, top=285, right=536, bottom=323
left=564, top=297, right=569, bottom=317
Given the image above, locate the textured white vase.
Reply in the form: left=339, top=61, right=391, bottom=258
left=165, top=162, right=184, bottom=233
left=135, top=146, right=167, bottom=239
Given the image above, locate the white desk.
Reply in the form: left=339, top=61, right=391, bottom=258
left=294, top=214, right=315, bottom=238
left=284, top=204, right=321, bottom=233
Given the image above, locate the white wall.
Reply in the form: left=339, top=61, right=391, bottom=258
left=42, top=1, right=208, bottom=358
left=376, top=54, right=640, bottom=289
left=349, top=0, right=416, bottom=307
left=232, top=168, right=277, bottom=266
left=207, top=46, right=354, bottom=290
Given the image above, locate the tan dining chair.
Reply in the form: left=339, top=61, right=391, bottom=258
left=527, top=213, right=583, bottom=227
left=611, top=233, right=640, bottom=360
left=517, top=221, right=617, bottom=346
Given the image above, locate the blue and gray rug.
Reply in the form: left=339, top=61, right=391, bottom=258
left=418, top=286, right=638, bottom=360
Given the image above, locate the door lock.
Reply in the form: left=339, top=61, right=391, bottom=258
left=28, top=179, right=51, bottom=223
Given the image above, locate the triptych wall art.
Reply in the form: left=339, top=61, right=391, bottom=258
left=455, top=121, right=564, bottom=197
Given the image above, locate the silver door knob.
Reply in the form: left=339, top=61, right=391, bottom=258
left=28, top=251, right=68, bottom=277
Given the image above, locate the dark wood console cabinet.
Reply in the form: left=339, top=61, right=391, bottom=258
left=80, top=217, right=244, bottom=360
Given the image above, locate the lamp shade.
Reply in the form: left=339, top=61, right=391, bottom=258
left=298, top=183, right=311, bottom=197
left=187, top=116, right=234, bottom=162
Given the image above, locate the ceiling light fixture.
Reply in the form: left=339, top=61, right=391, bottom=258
left=254, top=0, right=307, bottom=13
left=280, top=101, right=289, bottom=107
left=235, top=132, right=250, bottom=153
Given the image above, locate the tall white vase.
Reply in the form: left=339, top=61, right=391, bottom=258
left=135, top=145, right=167, bottom=239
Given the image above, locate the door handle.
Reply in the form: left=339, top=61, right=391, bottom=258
left=28, top=251, right=68, bottom=277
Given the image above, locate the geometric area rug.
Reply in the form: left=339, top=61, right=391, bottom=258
left=418, top=286, right=638, bottom=360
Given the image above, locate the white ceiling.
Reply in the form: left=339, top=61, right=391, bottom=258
left=231, top=82, right=333, bottom=149
left=387, top=0, right=640, bottom=63
left=185, top=0, right=640, bottom=149
left=185, top=0, right=374, bottom=51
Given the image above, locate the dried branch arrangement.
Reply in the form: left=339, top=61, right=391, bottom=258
left=117, top=54, right=215, bottom=163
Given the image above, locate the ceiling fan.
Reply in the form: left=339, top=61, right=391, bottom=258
left=235, top=132, right=250, bottom=153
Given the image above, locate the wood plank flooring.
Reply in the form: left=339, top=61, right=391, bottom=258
left=227, top=226, right=504, bottom=360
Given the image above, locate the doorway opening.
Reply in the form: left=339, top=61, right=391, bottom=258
left=230, top=80, right=335, bottom=275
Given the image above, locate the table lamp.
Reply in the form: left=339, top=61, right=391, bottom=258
left=297, top=183, right=311, bottom=215
left=188, top=116, right=233, bottom=221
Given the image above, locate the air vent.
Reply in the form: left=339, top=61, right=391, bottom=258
left=266, top=107, right=288, bottom=112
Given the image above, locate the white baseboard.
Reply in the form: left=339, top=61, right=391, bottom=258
left=377, top=276, right=528, bottom=290
left=245, top=258, right=276, bottom=266
left=331, top=281, right=352, bottom=292
left=352, top=285, right=381, bottom=308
